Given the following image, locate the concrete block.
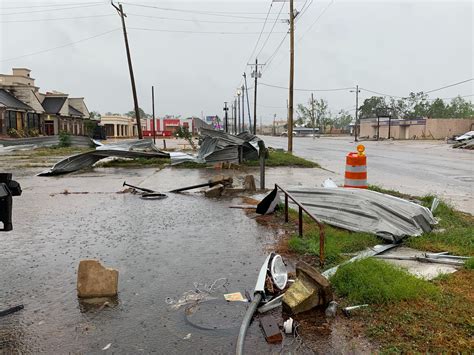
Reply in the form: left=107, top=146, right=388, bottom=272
left=77, top=260, right=118, bottom=298
left=209, top=175, right=233, bottom=186
left=282, top=261, right=332, bottom=315
left=243, top=175, right=256, bottom=192
left=204, top=183, right=224, bottom=198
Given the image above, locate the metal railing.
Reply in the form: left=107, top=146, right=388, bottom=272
left=275, top=184, right=326, bottom=266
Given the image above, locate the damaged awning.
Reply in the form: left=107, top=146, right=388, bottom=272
left=38, top=140, right=169, bottom=176
left=285, top=187, right=436, bottom=243
left=170, top=129, right=263, bottom=165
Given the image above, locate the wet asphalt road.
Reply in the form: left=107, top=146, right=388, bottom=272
left=0, top=167, right=293, bottom=354
left=263, top=136, right=474, bottom=214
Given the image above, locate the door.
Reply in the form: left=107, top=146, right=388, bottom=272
left=44, top=122, right=54, bottom=135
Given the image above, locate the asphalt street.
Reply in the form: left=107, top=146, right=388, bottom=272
left=263, top=136, right=474, bottom=214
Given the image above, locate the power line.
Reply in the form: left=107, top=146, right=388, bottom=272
left=0, top=28, right=119, bottom=62
left=0, top=1, right=104, bottom=9
left=128, top=27, right=285, bottom=35
left=127, top=13, right=265, bottom=24
left=121, top=2, right=280, bottom=20
left=359, top=88, right=404, bottom=98
left=0, top=3, right=105, bottom=15
left=423, top=78, right=474, bottom=94
left=260, top=82, right=355, bottom=92
left=255, top=1, right=286, bottom=59
left=245, top=1, right=273, bottom=65
left=297, top=0, right=336, bottom=45
left=0, top=14, right=114, bottom=23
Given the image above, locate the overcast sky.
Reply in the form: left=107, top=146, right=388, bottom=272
left=1, top=0, right=472, bottom=123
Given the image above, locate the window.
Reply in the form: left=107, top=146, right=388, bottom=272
left=7, top=111, right=17, bottom=130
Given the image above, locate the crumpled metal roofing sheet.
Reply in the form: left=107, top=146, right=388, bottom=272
left=38, top=140, right=169, bottom=176
left=286, top=187, right=436, bottom=243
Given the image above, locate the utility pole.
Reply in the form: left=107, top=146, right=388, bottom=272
left=223, top=102, right=229, bottom=133
left=273, top=113, right=276, bottom=136
left=152, top=85, right=156, bottom=144
left=287, top=0, right=295, bottom=152
left=243, top=73, right=252, bottom=132
left=233, top=99, right=237, bottom=134
left=111, top=1, right=142, bottom=139
left=350, top=85, right=361, bottom=141
left=241, top=84, right=245, bottom=132
left=249, top=58, right=264, bottom=135
left=260, top=115, right=262, bottom=135
left=237, top=92, right=241, bottom=134
left=311, top=93, right=315, bottom=140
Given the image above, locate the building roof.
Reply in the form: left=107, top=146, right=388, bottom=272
left=42, top=96, right=67, bottom=114
left=0, top=89, right=33, bottom=111
left=68, top=105, right=84, bottom=117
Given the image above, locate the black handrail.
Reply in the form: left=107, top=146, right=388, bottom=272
left=275, top=183, right=325, bottom=266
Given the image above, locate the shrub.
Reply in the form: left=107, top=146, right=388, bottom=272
left=28, top=128, right=40, bottom=137
left=58, top=130, right=72, bottom=147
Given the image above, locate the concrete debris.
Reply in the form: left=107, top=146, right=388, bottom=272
left=204, top=184, right=224, bottom=198
left=170, top=128, right=264, bottom=165
left=282, top=261, right=333, bottom=315
left=77, top=260, right=119, bottom=298
left=38, top=140, right=169, bottom=176
left=283, top=317, right=294, bottom=334
left=285, top=187, right=436, bottom=242
left=325, top=301, right=338, bottom=317
left=243, top=175, right=256, bottom=192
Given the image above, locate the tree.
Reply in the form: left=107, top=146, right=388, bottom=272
left=359, top=96, right=388, bottom=118
left=333, top=109, right=353, bottom=130
left=89, top=111, right=101, bottom=120
left=296, top=97, right=329, bottom=131
left=124, top=107, right=151, bottom=118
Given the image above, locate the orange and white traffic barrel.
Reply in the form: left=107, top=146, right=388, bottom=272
left=344, top=145, right=367, bottom=188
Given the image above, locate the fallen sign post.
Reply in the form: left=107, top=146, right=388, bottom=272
left=123, top=181, right=155, bottom=193
left=169, top=177, right=232, bottom=193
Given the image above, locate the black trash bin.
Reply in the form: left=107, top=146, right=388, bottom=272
left=0, top=173, right=22, bottom=232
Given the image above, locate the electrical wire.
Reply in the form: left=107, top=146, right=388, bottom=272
left=0, top=1, right=104, bottom=10
left=296, top=0, right=336, bottom=45
left=0, top=14, right=114, bottom=23
left=127, top=13, right=265, bottom=24
left=423, top=78, right=474, bottom=94
left=0, top=3, right=105, bottom=16
left=0, top=28, right=120, bottom=62
left=255, top=1, right=285, bottom=60
left=245, top=1, right=273, bottom=65
left=262, top=32, right=288, bottom=70
left=121, top=2, right=279, bottom=20
left=260, top=82, right=355, bottom=92
left=128, top=27, right=285, bottom=35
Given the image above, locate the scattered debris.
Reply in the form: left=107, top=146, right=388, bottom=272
left=183, top=333, right=192, bottom=340
left=283, top=187, right=436, bottom=242
left=77, top=260, right=119, bottom=298
left=170, top=176, right=232, bottom=193
left=322, top=244, right=398, bottom=279
left=123, top=181, right=155, bottom=193
left=224, top=292, right=247, bottom=302
left=243, top=175, right=256, bottom=192
left=256, top=187, right=281, bottom=215
left=452, top=137, right=474, bottom=149
left=38, top=140, right=169, bottom=176
left=282, top=261, right=333, bottom=315
left=454, top=130, right=474, bottom=141
left=102, top=343, right=112, bottom=351
left=0, top=304, right=24, bottom=317
left=430, top=197, right=440, bottom=213
left=342, top=304, right=368, bottom=317
left=0, top=135, right=94, bottom=151
left=140, top=192, right=168, bottom=200
left=260, top=315, right=283, bottom=344
left=325, top=301, right=338, bottom=318
left=204, top=184, right=224, bottom=198
left=283, top=317, right=295, bottom=334
left=257, top=294, right=284, bottom=314
left=322, top=178, right=338, bottom=188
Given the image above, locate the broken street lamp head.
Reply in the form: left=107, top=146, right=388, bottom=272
left=254, top=253, right=288, bottom=299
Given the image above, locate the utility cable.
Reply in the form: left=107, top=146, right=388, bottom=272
left=260, top=82, right=355, bottom=92
left=0, top=1, right=104, bottom=10
left=423, top=78, right=474, bottom=94
left=127, top=13, right=264, bottom=24
left=128, top=27, right=285, bottom=35
left=255, top=1, right=285, bottom=60
left=0, top=3, right=105, bottom=16
left=0, top=28, right=119, bottom=62
left=0, top=14, right=114, bottom=23
left=245, top=1, right=273, bottom=65
left=296, top=0, right=335, bottom=45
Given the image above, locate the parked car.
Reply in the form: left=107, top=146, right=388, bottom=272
left=455, top=131, right=474, bottom=141
left=280, top=131, right=297, bottom=137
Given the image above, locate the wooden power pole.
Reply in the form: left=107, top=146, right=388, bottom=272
left=112, top=1, right=143, bottom=139
left=288, top=0, right=295, bottom=152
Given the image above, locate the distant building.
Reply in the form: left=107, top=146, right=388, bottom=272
left=100, top=115, right=139, bottom=138
left=140, top=116, right=212, bottom=137
left=0, top=68, right=89, bottom=137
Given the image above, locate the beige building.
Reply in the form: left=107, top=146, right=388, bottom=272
left=100, top=115, right=139, bottom=138
left=360, top=117, right=474, bottom=140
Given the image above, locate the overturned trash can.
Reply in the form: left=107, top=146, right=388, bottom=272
left=0, top=173, right=22, bottom=232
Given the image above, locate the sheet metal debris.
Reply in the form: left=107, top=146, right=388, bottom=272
left=170, top=128, right=263, bottom=164
left=38, top=140, right=169, bottom=176
left=285, top=187, right=436, bottom=242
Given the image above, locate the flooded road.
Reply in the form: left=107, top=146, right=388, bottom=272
left=0, top=167, right=289, bottom=353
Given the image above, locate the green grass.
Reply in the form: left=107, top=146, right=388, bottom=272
left=95, top=157, right=171, bottom=168
left=21, top=146, right=93, bottom=157
left=244, top=150, right=319, bottom=168
left=464, top=257, right=474, bottom=269
left=172, top=161, right=208, bottom=169
left=331, top=258, right=439, bottom=304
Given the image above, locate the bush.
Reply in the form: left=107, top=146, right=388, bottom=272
left=331, top=258, right=439, bottom=304
left=28, top=128, right=40, bottom=137
left=58, top=130, right=72, bottom=147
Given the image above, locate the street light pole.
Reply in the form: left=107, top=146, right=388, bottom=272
left=223, top=102, right=229, bottom=133
left=241, top=84, right=245, bottom=132
left=237, top=91, right=241, bottom=134
left=350, top=85, right=361, bottom=142
left=152, top=85, right=156, bottom=144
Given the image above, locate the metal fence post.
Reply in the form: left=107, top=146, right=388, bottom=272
left=284, top=195, right=289, bottom=223
left=298, top=206, right=303, bottom=236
